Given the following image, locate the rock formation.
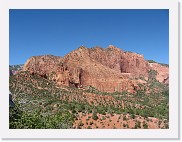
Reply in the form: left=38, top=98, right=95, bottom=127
left=23, top=45, right=169, bottom=93
left=149, top=63, right=169, bottom=83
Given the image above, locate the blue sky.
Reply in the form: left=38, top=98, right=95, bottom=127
left=9, top=9, right=169, bottom=65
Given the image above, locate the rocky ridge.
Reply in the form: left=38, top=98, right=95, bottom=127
left=23, top=45, right=169, bottom=93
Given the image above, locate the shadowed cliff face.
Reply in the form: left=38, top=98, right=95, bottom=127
left=23, top=45, right=169, bottom=93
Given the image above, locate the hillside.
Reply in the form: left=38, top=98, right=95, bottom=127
left=9, top=45, right=169, bottom=129
left=9, top=64, right=23, bottom=76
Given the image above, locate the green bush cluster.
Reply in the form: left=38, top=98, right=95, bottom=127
left=92, top=113, right=99, bottom=120
left=10, top=105, right=74, bottom=129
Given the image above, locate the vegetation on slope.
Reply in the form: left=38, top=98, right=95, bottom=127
left=147, top=60, right=169, bottom=67
left=9, top=71, right=169, bottom=129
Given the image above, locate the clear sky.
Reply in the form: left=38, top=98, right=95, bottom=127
left=9, top=9, right=169, bottom=65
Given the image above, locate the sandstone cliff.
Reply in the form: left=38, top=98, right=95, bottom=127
left=23, top=45, right=169, bottom=93
left=149, top=63, right=169, bottom=83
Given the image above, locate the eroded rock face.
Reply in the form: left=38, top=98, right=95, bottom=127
left=23, top=54, right=84, bottom=88
left=23, top=55, right=62, bottom=77
left=149, top=63, right=169, bottom=83
left=88, top=45, right=150, bottom=77
left=23, top=46, right=169, bottom=93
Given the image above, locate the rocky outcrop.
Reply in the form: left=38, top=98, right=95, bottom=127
left=149, top=63, right=169, bottom=83
left=87, top=45, right=149, bottom=77
left=23, top=55, right=62, bottom=77
left=23, top=46, right=169, bottom=93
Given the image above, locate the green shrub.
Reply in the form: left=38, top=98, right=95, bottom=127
left=10, top=105, right=74, bottom=129
left=78, top=121, right=84, bottom=127
left=87, top=126, right=91, bottom=129
left=147, top=60, right=157, bottom=63
left=135, top=121, right=141, bottom=129
left=131, top=114, right=135, bottom=119
left=92, top=113, right=99, bottom=120
left=143, top=121, right=148, bottom=129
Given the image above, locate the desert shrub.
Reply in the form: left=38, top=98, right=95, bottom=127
left=97, top=107, right=106, bottom=115
left=72, top=109, right=76, bottom=114
left=123, top=115, right=127, bottom=121
left=77, top=104, right=84, bottom=112
left=143, top=121, right=148, bottom=129
left=135, top=121, right=141, bottom=128
left=115, top=109, right=122, bottom=114
left=78, top=121, right=84, bottom=127
left=123, top=123, right=127, bottom=128
left=10, top=105, right=74, bottom=129
left=92, top=113, right=99, bottom=121
left=128, top=108, right=134, bottom=115
left=101, top=116, right=106, bottom=120
left=131, top=114, right=135, bottom=119
left=136, top=90, right=145, bottom=97
left=147, top=60, right=157, bottom=63
left=164, top=123, right=169, bottom=129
